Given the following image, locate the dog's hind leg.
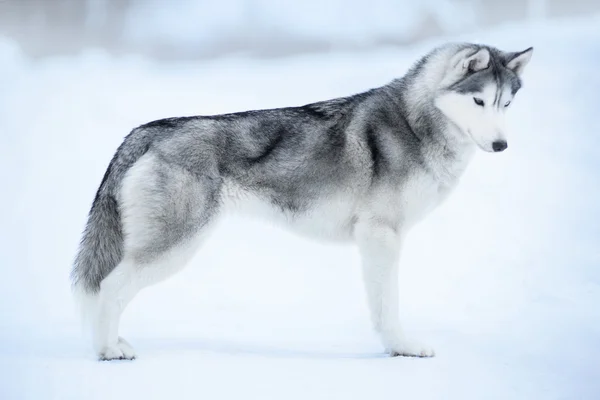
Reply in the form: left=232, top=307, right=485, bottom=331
left=93, top=260, right=140, bottom=360
left=354, top=220, right=435, bottom=358
left=93, top=234, right=212, bottom=360
left=93, top=153, right=221, bottom=361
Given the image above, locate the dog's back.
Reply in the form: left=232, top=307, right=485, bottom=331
left=72, top=42, right=532, bottom=360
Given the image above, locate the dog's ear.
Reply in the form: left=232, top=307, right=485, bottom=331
left=462, top=48, right=490, bottom=73
left=441, top=47, right=490, bottom=88
left=505, top=47, right=533, bottom=76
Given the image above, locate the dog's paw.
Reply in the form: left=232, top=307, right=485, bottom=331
left=386, top=340, right=435, bottom=358
left=98, top=337, right=136, bottom=361
left=117, top=337, right=137, bottom=359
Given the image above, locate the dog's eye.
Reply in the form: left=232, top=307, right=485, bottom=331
left=504, top=101, right=511, bottom=107
left=473, top=97, right=484, bottom=107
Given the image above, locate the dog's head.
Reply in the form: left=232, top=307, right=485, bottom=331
left=434, top=45, right=533, bottom=152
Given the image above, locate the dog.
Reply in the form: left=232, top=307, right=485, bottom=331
left=71, top=42, right=533, bottom=360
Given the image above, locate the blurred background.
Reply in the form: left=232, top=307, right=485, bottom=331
left=1, top=1, right=599, bottom=399
left=1, top=0, right=599, bottom=60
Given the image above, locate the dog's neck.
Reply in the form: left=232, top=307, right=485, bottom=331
left=386, top=48, right=476, bottom=183
left=419, top=119, right=475, bottom=185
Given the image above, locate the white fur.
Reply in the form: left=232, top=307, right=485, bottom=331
left=222, top=180, right=362, bottom=242
left=221, top=176, right=448, bottom=357
left=84, top=119, right=472, bottom=361
left=80, top=45, right=532, bottom=360
left=435, top=83, right=512, bottom=152
left=353, top=218, right=436, bottom=357
left=86, top=154, right=217, bottom=360
left=87, top=165, right=460, bottom=358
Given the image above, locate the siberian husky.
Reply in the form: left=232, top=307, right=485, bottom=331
left=72, top=43, right=533, bottom=360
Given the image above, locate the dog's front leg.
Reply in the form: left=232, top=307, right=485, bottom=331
left=355, top=221, right=435, bottom=357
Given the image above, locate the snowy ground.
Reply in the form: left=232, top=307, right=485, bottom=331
left=1, top=16, right=599, bottom=400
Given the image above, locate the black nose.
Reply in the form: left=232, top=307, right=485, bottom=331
left=492, top=140, right=508, bottom=152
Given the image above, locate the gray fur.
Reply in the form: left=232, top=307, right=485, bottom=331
left=71, top=129, right=152, bottom=292
left=72, top=42, right=530, bottom=296
left=448, top=47, right=523, bottom=96
left=72, top=42, right=534, bottom=360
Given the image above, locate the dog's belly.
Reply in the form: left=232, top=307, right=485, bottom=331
left=221, top=181, right=357, bottom=242
left=283, top=195, right=358, bottom=241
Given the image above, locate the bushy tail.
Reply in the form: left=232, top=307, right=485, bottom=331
left=71, top=177, right=125, bottom=330
left=71, top=126, right=152, bottom=326
left=71, top=191, right=124, bottom=294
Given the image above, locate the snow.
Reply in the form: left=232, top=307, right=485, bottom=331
left=1, top=15, right=600, bottom=400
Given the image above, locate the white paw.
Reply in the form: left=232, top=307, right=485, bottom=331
left=117, top=337, right=137, bottom=359
left=380, top=325, right=435, bottom=358
left=98, top=337, right=136, bottom=361
left=387, top=340, right=435, bottom=358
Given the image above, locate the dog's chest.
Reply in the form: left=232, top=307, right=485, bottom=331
left=399, top=165, right=463, bottom=228
left=408, top=145, right=474, bottom=215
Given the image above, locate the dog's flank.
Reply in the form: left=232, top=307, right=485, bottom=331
left=72, top=42, right=533, bottom=360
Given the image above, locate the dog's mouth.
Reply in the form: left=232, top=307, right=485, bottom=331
left=476, top=142, right=496, bottom=153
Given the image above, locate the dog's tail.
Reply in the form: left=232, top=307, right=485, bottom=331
left=71, top=126, right=152, bottom=326
left=71, top=161, right=125, bottom=331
